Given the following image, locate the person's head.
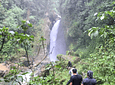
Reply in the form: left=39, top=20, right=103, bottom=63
left=87, top=70, right=93, bottom=78
left=72, top=68, right=77, bottom=73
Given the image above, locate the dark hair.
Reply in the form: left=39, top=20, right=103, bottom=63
left=72, top=69, right=77, bottom=73
left=87, top=70, right=93, bottom=78
left=68, top=61, right=72, bottom=67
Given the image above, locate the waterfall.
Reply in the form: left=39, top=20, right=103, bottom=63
left=50, top=20, right=66, bottom=61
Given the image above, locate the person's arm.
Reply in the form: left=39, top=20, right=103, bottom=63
left=95, top=79, right=97, bottom=85
left=66, top=79, right=71, bottom=85
left=81, top=80, right=84, bottom=85
left=81, top=76, right=83, bottom=84
left=67, top=76, right=73, bottom=85
left=69, top=70, right=71, bottom=75
left=81, top=77, right=84, bottom=85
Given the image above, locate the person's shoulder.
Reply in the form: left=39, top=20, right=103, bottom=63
left=70, top=75, right=74, bottom=78
left=83, top=78, right=89, bottom=83
left=83, top=78, right=89, bottom=80
left=77, top=74, right=82, bottom=77
left=92, top=78, right=96, bottom=80
left=71, top=75, right=77, bottom=78
left=70, top=75, right=75, bottom=79
left=83, top=78, right=96, bottom=83
left=74, top=74, right=82, bottom=79
left=92, top=78, right=97, bottom=83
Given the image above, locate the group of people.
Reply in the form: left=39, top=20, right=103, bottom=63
left=67, top=61, right=97, bottom=85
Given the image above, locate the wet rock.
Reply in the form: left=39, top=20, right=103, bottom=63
left=0, top=70, right=5, bottom=77
left=0, top=63, right=9, bottom=77
left=22, top=61, right=31, bottom=67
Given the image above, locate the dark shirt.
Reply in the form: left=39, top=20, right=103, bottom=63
left=82, top=77, right=96, bottom=85
left=67, top=74, right=82, bottom=85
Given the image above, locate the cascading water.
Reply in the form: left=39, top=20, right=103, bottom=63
left=50, top=19, right=66, bottom=61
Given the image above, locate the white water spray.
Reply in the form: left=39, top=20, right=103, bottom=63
left=50, top=20, right=66, bottom=61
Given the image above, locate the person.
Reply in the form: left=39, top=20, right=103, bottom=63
left=68, top=61, right=72, bottom=67
left=66, top=68, right=82, bottom=85
left=67, top=66, right=77, bottom=85
left=81, top=70, right=97, bottom=85
left=69, top=66, right=77, bottom=76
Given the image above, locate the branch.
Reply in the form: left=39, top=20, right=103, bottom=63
left=42, top=39, right=45, bottom=55
left=34, top=46, right=54, bottom=67
left=15, top=80, right=21, bottom=85
left=24, top=43, right=30, bottom=66
left=35, top=45, right=41, bottom=58
left=0, top=33, right=6, bottom=51
left=34, top=54, right=48, bottom=67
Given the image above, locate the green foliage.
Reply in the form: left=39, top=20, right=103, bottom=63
left=0, top=20, right=34, bottom=50
left=0, top=27, right=15, bottom=52
left=21, top=72, right=29, bottom=75
left=29, top=75, right=60, bottom=85
left=3, top=66, right=22, bottom=84
left=39, top=36, right=46, bottom=42
left=0, top=20, right=35, bottom=84
left=58, top=1, right=115, bottom=85
left=3, top=6, right=25, bottom=30
left=87, top=6, right=115, bottom=85
left=69, top=43, right=74, bottom=51
left=61, top=0, right=115, bottom=59
left=29, top=61, right=68, bottom=85
left=0, top=0, right=62, bottom=84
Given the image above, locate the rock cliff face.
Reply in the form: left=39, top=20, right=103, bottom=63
left=41, top=12, right=61, bottom=53
left=42, top=17, right=51, bottom=52
left=30, top=13, right=61, bottom=75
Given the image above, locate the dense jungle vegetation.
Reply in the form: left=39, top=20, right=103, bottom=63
left=59, top=0, right=115, bottom=85
left=0, top=0, right=115, bottom=85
